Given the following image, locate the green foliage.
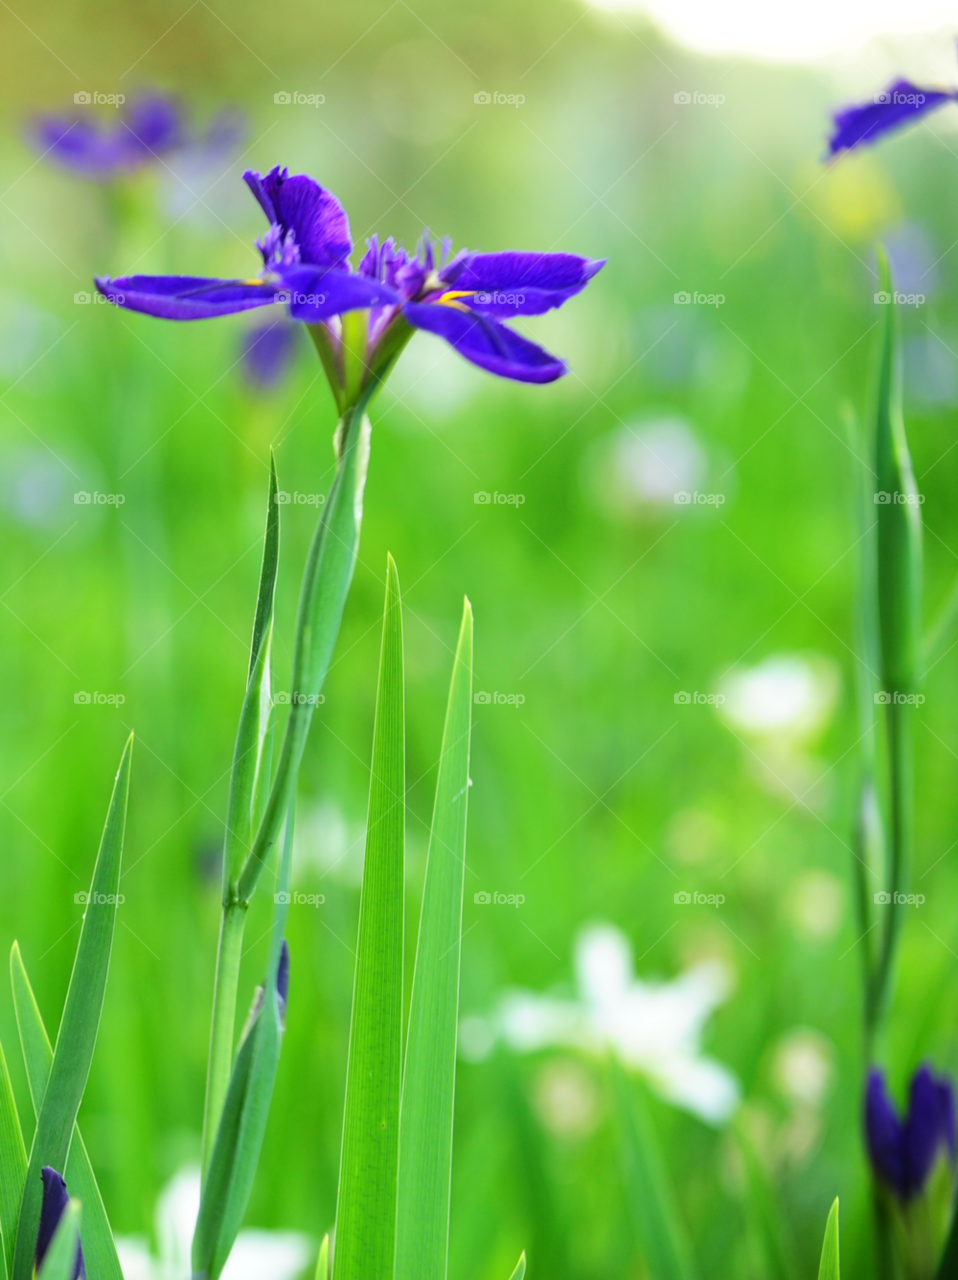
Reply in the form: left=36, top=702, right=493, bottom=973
left=0, top=1040, right=25, bottom=1280
left=10, top=945, right=123, bottom=1280
left=612, top=1063, right=698, bottom=1280
left=10, top=735, right=131, bottom=1280
left=395, top=599, right=474, bottom=1280
left=334, top=556, right=405, bottom=1280
left=818, top=1199, right=840, bottom=1280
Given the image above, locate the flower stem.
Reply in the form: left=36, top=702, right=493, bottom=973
left=202, top=900, right=247, bottom=1172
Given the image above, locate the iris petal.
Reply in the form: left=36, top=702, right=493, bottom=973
left=244, top=167, right=352, bottom=269
left=95, top=275, right=281, bottom=320
left=453, top=251, right=605, bottom=316
left=276, top=265, right=401, bottom=321
left=403, top=301, right=567, bottom=383
left=828, top=80, right=955, bottom=155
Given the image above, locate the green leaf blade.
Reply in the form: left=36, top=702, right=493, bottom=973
left=817, top=1198, right=840, bottom=1280
left=612, top=1064, right=697, bottom=1280
left=334, top=555, right=405, bottom=1280
left=395, top=599, right=474, bottom=1280
left=0, top=1040, right=25, bottom=1280
left=11, top=734, right=132, bottom=1280
left=10, top=944, right=123, bottom=1280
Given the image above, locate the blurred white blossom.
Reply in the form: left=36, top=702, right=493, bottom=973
left=116, top=1166, right=311, bottom=1280
left=463, top=923, right=740, bottom=1125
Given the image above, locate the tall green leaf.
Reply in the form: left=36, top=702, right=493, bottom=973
left=612, top=1063, right=698, bottom=1280
left=11, top=734, right=132, bottom=1280
left=395, top=599, right=474, bottom=1280
left=506, top=1252, right=527, bottom=1280
left=204, top=453, right=281, bottom=1170
left=9, top=944, right=123, bottom=1280
left=818, top=1199, right=840, bottom=1280
left=732, top=1117, right=798, bottom=1280
left=334, top=555, right=405, bottom=1280
left=0, top=1039, right=25, bottom=1280
left=193, top=805, right=294, bottom=1280
left=36, top=1200, right=81, bottom=1280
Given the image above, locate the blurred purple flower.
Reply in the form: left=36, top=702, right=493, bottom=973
left=36, top=1167, right=85, bottom=1279
left=241, top=318, right=299, bottom=389
left=828, top=79, right=956, bottom=156
left=30, top=92, right=246, bottom=182
left=866, top=1063, right=956, bottom=1201
left=96, top=165, right=604, bottom=386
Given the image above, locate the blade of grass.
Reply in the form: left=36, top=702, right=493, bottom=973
left=36, top=1200, right=81, bottom=1280
left=611, top=1063, right=698, bottom=1280
left=334, top=555, right=405, bottom=1280
left=506, top=1252, right=527, bottom=1280
left=315, top=1234, right=329, bottom=1280
left=193, top=803, right=294, bottom=1280
left=732, top=1117, right=798, bottom=1280
left=11, top=734, right=131, bottom=1280
left=0, top=1040, right=25, bottom=1280
left=395, top=599, right=473, bottom=1280
left=204, top=454, right=281, bottom=1172
left=818, top=1199, right=840, bottom=1280
left=9, top=944, right=123, bottom=1280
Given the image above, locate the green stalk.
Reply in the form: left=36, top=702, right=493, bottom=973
left=203, top=902, right=248, bottom=1171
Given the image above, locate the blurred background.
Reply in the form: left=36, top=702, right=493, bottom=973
left=2, top=1, right=958, bottom=1276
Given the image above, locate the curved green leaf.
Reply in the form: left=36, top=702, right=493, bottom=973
left=818, top=1198, right=839, bottom=1280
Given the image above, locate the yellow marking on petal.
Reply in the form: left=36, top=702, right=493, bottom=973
left=436, top=289, right=476, bottom=313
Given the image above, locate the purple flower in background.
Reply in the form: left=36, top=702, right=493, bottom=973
left=36, top=1167, right=85, bottom=1279
left=241, top=317, right=299, bottom=390
left=95, top=165, right=604, bottom=389
left=865, top=1064, right=956, bottom=1201
left=30, top=92, right=246, bottom=182
left=828, top=79, right=957, bottom=156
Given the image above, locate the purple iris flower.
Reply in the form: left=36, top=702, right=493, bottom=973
left=31, top=93, right=184, bottom=180
left=95, top=165, right=604, bottom=388
left=36, top=1167, right=85, bottom=1279
left=828, top=79, right=957, bottom=156
left=241, top=317, right=299, bottom=389
left=865, top=1064, right=956, bottom=1201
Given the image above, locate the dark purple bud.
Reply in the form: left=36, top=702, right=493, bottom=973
left=241, top=319, right=299, bottom=389
left=277, top=938, right=290, bottom=1027
left=36, top=1167, right=86, bottom=1279
left=828, top=80, right=956, bottom=156
left=865, top=1064, right=956, bottom=1201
